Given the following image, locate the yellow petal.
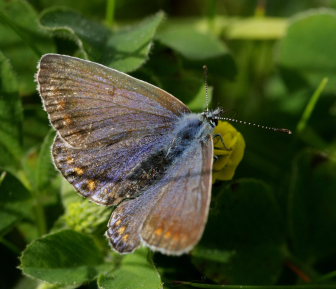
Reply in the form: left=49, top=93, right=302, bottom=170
left=212, top=121, right=245, bottom=182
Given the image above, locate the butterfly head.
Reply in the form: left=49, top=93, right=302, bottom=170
left=201, top=108, right=222, bottom=128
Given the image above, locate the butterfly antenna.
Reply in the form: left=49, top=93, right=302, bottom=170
left=203, top=65, right=209, bottom=113
left=215, top=116, right=292, bottom=134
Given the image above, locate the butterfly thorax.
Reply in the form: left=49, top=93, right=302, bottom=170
left=168, top=113, right=215, bottom=156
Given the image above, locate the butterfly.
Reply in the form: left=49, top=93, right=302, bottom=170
left=37, top=53, right=221, bottom=255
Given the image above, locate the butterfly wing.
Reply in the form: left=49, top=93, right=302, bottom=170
left=141, top=138, right=214, bottom=254
left=37, top=54, right=190, bottom=205
left=106, top=137, right=213, bottom=254
left=37, top=54, right=190, bottom=148
left=52, top=132, right=170, bottom=205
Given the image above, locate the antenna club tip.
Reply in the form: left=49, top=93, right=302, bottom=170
left=278, top=128, right=292, bottom=135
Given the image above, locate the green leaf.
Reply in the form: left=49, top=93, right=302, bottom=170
left=39, top=7, right=111, bottom=60
left=0, top=0, right=55, bottom=94
left=40, top=8, right=164, bottom=72
left=288, top=149, right=336, bottom=263
left=20, top=229, right=105, bottom=285
left=98, top=248, right=162, bottom=289
left=277, top=9, right=336, bottom=92
left=36, top=283, right=78, bottom=289
left=103, top=11, right=164, bottom=72
left=192, top=179, right=285, bottom=284
left=35, top=130, right=57, bottom=192
left=205, top=179, right=285, bottom=247
left=157, top=22, right=228, bottom=60
left=0, top=172, right=32, bottom=234
left=0, top=51, right=23, bottom=170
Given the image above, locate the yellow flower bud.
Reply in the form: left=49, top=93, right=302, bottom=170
left=212, top=121, right=245, bottom=182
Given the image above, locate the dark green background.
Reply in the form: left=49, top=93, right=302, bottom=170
left=0, top=0, right=336, bottom=288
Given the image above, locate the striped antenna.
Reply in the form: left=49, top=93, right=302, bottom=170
left=215, top=116, right=292, bottom=134
left=203, top=65, right=209, bottom=113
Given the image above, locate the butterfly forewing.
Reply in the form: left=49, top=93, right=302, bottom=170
left=38, top=54, right=191, bottom=206
left=37, top=54, right=190, bottom=148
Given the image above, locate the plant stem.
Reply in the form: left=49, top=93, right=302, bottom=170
left=207, top=0, right=217, bottom=20
left=296, top=78, right=328, bottom=133
left=255, top=0, right=266, bottom=17
left=106, top=0, right=116, bottom=26
left=34, top=198, right=47, bottom=236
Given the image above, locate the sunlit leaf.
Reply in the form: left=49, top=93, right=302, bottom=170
left=20, top=229, right=105, bottom=285
left=98, top=248, right=162, bottom=289
left=40, top=9, right=164, bottom=72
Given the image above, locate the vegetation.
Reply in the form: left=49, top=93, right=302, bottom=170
left=0, top=0, right=336, bottom=288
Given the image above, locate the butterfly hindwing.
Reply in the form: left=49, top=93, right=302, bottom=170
left=106, top=137, right=213, bottom=255
left=141, top=138, right=213, bottom=254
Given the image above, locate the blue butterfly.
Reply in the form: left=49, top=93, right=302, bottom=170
left=37, top=54, right=220, bottom=255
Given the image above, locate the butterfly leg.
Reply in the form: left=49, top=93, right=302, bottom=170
left=213, top=133, right=232, bottom=151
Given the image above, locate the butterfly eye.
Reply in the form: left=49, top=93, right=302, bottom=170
left=209, top=118, right=218, bottom=128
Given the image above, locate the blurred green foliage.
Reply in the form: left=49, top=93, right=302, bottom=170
left=0, top=0, right=336, bottom=288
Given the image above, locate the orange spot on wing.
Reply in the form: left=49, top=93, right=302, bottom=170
left=164, top=231, right=172, bottom=238
left=154, top=228, right=163, bottom=236
left=67, top=156, right=74, bottom=164
left=115, top=219, right=122, bottom=226
left=122, top=234, right=129, bottom=242
left=107, top=87, right=115, bottom=96
left=118, top=226, right=126, bottom=234
left=74, top=167, right=84, bottom=175
left=57, top=99, right=66, bottom=110
left=63, top=116, right=73, bottom=125
left=88, top=180, right=96, bottom=191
